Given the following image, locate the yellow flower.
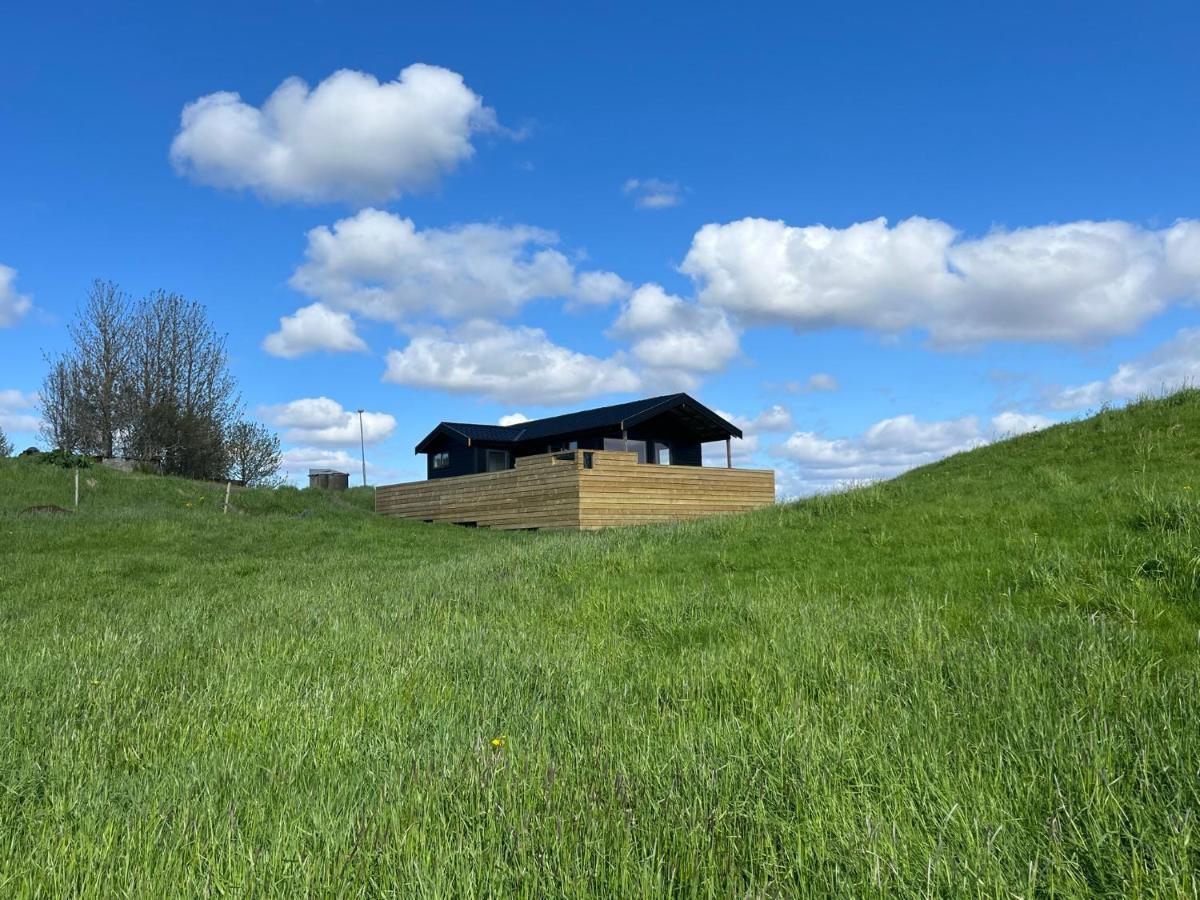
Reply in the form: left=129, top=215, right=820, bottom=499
left=1184, top=485, right=1193, bottom=491
left=490, top=736, right=506, bottom=749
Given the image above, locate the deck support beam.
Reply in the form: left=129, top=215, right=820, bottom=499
left=725, top=437, right=732, bottom=469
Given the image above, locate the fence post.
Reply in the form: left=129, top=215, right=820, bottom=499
left=74, top=469, right=80, bottom=509
left=223, top=481, right=232, bottom=515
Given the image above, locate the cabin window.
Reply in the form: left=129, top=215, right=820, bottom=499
left=485, top=449, right=509, bottom=472
left=655, top=442, right=672, bottom=465
left=603, top=437, right=647, bottom=463
left=432, top=451, right=450, bottom=470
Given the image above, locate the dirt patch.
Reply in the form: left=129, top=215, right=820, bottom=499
left=21, top=505, right=74, bottom=514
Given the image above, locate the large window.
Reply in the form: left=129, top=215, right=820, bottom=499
left=485, top=449, right=509, bottom=472
left=654, top=442, right=672, bottom=465
left=432, top=451, right=450, bottom=470
left=603, top=437, right=647, bottom=463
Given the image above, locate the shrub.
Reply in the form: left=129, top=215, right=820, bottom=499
left=35, top=448, right=93, bottom=469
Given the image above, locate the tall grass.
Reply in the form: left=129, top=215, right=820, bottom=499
left=1, top=393, right=1198, bottom=896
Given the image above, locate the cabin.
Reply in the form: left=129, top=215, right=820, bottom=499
left=414, top=393, right=738, bottom=478
left=376, top=394, right=776, bottom=530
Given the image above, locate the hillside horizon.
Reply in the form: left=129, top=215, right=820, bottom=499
left=2, top=390, right=1197, bottom=894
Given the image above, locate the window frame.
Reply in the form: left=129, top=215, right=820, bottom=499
left=485, top=449, right=510, bottom=472
left=603, top=437, right=647, bottom=463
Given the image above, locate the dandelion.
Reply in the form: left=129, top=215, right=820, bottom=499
left=491, top=736, right=507, bottom=749
left=1184, top=485, right=1192, bottom=491
left=184, top=502, right=193, bottom=508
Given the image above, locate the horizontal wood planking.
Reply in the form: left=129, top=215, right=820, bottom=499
left=376, top=454, right=582, bottom=529
left=579, top=457, right=773, bottom=527
left=375, top=450, right=774, bottom=529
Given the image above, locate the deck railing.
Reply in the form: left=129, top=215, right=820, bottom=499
left=375, top=450, right=775, bottom=530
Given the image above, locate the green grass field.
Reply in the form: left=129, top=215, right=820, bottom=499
left=1, top=393, right=1198, bottom=897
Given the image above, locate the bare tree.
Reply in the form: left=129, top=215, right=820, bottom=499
left=41, top=282, right=243, bottom=480
left=124, top=291, right=240, bottom=479
left=225, top=421, right=282, bottom=486
left=0, top=426, right=12, bottom=458
left=41, top=281, right=132, bottom=457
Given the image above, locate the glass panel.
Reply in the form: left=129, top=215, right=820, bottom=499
left=485, top=450, right=509, bottom=472
left=432, top=452, right=449, bottom=470
left=603, top=437, right=646, bottom=463
left=656, top=443, right=671, bottom=465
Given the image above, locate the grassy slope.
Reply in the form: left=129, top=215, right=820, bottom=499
left=0, top=393, right=1197, bottom=897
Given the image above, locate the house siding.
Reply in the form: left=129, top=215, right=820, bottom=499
left=427, top=438, right=477, bottom=479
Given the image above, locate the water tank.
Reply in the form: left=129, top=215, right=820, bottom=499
left=308, top=468, right=349, bottom=491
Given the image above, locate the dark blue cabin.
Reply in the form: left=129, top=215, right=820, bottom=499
left=414, top=393, right=743, bottom=480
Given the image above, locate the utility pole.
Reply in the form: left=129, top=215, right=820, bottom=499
left=357, top=408, right=367, bottom=486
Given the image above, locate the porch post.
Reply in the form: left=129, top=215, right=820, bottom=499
left=725, top=437, right=732, bottom=469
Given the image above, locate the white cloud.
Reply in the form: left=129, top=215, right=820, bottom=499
left=1048, top=327, right=1200, bottom=409
left=281, top=447, right=365, bottom=476
left=0, top=266, right=32, bottom=328
left=701, top=404, right=793, bottom=467
left=703, top=433, right=760, bottom=467
left=262, top=302, right=368, bottom=358
left=682, top=216, right=1200, bottom=345
left=774, top=413, right=984, bottom=494
left=772, top=373, right=840, bottom=394
left=498, top=412, right=530, bottom=426
left=772, top=408, right=1063, bottom=497
left=170, top=64, right=496, bottom=204
left=622, top=178, right=684, bottom=210
left=768, top=404, right=1066, bottom=497
left=0, top=388, right=41, bottom=436
left=717, top=404, right=794, bottom=434
left=991, top=411, right=1055, bottom=435
left=383, top=321, right=641, bottom=406
left=749, top=404, right=794, bottom=432
left=260, top=397, right=396, bottom=447
left=799, top=373, right=838, bottom=393
left=572, top=270, right=633, bottom=307
left=290, top=208, right=621, bottom=322
left=610, top=283, right=740, bottom=376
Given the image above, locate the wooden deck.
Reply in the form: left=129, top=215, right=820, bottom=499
left=375, top=450, right=775, bottom=530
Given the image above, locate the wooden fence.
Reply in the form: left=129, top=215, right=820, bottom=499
left=375, top=450, right=775, bottom=530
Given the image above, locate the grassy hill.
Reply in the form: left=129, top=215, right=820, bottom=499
left=1, top=393, right=1197, bottom=897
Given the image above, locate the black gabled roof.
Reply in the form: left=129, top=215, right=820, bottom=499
left=431, top=422, right=515, bottom=444
left=415, top=393, right=741, bottom=453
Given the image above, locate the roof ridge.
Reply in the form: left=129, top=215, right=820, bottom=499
left=414, top=393, right=738, bottom=453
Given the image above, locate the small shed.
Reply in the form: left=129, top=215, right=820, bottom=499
left=308, top=468, right=349, bottom=491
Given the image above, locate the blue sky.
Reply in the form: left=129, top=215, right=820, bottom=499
left=2, top=1, right=1198, bottom=493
